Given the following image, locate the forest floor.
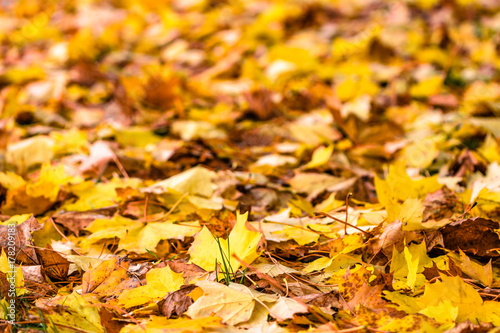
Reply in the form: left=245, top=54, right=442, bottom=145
left=2, top=0, right=500, bottom=332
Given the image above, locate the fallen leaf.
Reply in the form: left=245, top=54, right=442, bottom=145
left=145, top=165, right=217, bottom=197
left=189, top=211, right=262, bottom=272
left=159, top=284, right=197, bottom=318
left=82, top=257, right=134, bottom=296
left=440, top=218, right=500, bottom=257
left=6, top=135, right=54, bottom=172
left=399, top=198, right=424, bottom=231
left=0, top=215, right=42, bottom=264
left=118, top=266, right=184, bottom=308
left=270, top=297, right=309, bottom=320
left=35, top=244, right=70, bottom=281
left=186, top=280, right=277, bottom=325
left=451, top=250, right=493, bottom=287
left=45, top=292, right=104, bottom=333
left=303, top=145, right=333, bottom=170
left=122, top=316, right=223, bottom=333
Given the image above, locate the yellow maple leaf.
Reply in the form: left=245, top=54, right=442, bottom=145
left=26, top=163, right=73, bottom=201
left=0, top=171, right=26, bottom=190
left=118, top=266, right=184, bottom=308
left=189, top=211, right=262, bottom=272
left=399, top=198, right=424, bottom=231
left=282, top=225, right=319, bottom=245
left=118, top=221, right=201, bottom=253
left=47, top=292, right=104, bottom=333
left=303, top=145, right=333, bottom=170
left=64, top=178, right=142, bottom=211
left=6, top=135, right=54, bottom=172
left=375, top=159, right=441, bottom=222
left=386, top=274, right=498, bottom=325
left=51, top=128, right=89, bottom=156
left=452, top=250, right=493, bottom=287
left=145, top=165, right=216, bottom=197
left=390, top=242, right=433, bottom=291
left=115, top=126, right=162, bottom=148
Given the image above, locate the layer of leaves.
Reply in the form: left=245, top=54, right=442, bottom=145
left=2, top=0, right=500, bottom=332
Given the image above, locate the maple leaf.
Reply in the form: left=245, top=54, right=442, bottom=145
left=451, top=250, right=493, bottom=287
left=303, top=145, right=333, bottom=169
left=6, top=135, right=54, bottom=172
left=374, top=159, right=442, bottom=222
left=118, top=266, right=184, bottom=308
left=7, top=0, right=500, bottom=331
left=45, top=292, right=104, bottom=333
left=188, top=211, right=262, bottom=272
left=82, top=257, right=136, bottom=296
left=186, top=280, right=278, bottom=325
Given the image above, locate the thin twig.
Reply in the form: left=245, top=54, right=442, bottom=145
left=344, top=192, right=352, bottom=235
left=315, top=212, right=373, bottom=237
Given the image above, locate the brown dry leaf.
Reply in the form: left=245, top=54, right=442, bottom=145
left=167, top=261, right=207, bottom=283
left=159, top=284, right=197, bottom=318
left=302, top=292, right=342, bottom=311
left=53, top=208, right=116, bottom=236
left=369, top=219, right=420, bottom=257
left=0, top=272, right=11, bottom=298
left=99, top=307, right=126, bottom=333
left=440, top=218, right=500, bottom=257
left=35, top=244, right=70, bottom=281
left=0, top=215, right=42, bottom=264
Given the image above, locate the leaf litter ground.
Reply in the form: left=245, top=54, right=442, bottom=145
left=2, top=0, right=500, bottom=332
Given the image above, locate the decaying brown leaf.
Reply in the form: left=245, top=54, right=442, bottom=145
left=159, top=284, right=197, bottom=318
left=0, top=215, right=42, bottom=265
left=440, top=218, right=500, bottom=257
left=35, top=244, right=70, bottom=281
